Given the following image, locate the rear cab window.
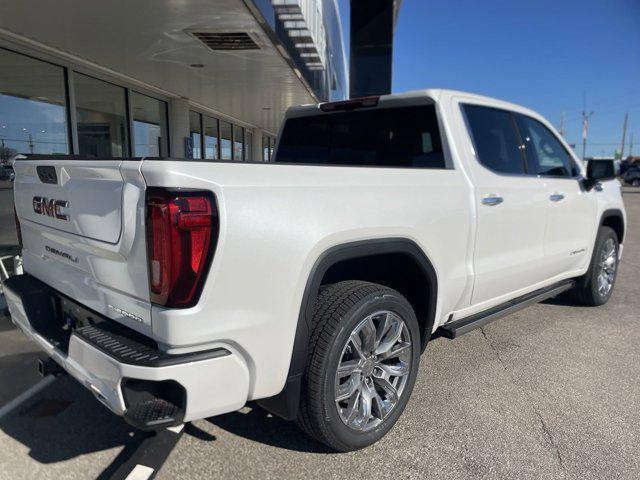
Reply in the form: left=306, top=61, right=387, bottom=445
left=274, top=104, right=447, bottom=169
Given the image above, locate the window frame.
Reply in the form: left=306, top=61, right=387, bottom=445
left=461, top=102, right=582, bottom=180
left=1, top=44, right=175, bottom=159
left=188, top=110, right=204, bottom=159
left=514, top=112, right=582, bottom=180
left=131, top=90, right=170, bottom=158
left=203, top=114, right=221, bottom=160
left=73, top=70, right=131, bottom=158
left=245, top=130, right=253, bottom=161
left=273, top=103, right=452, bottom=169
left=187, top=104, right=256, bottom=161
left=461, top=103, right=530, bottom=177
left=232, top=124, right=244, bottom=161
left=0, top=46, right=74, bottom=156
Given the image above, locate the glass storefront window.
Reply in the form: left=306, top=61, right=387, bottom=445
left=204, top=116, right=219, bottom=160
left=245, top=130, right=253, bottom=161
left=220, top=121, right=232, bottom=160
left=74, top=72, right=128, bottom=158
left=132, top=92, right=168, bottom=157
left=233, top=125, right=244, bottom=161
left=269, top=137, right=275, bottom=160
left=262, top=134, right=269, bottom=161
left=189, top=110, right=202, bottom=159
left=0, top=48, right=70, bottom=159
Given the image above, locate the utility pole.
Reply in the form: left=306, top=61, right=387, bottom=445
left=619, top=112, right=628, bottom=160
left=558, top=111, right=566, bottom=137
left=629, top=132, right=634, bottom=157
left=581, top=109, right=594, bottom=162
left=581, top=92, right=594, bottom=162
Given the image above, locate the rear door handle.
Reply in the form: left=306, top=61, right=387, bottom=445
left=549, top=193, right=565, bottom=202
left=482, top=195, right=503, bottom=206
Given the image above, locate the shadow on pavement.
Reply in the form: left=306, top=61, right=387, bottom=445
left=0, top=376, right=135, bottom=464
left=541, top=291, right=581, bottom=307
left=206, top=404, right=333, bottom=454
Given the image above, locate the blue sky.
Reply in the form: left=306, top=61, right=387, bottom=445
left=337, top=0, right=640, bottom=158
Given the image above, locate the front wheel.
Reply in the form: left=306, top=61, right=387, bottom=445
left=296, top=281, right=421, bottom=451
left=571, top=226, right=619, bottom=306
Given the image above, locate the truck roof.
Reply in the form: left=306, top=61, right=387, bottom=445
left=287, top=89, right=541, bottom=121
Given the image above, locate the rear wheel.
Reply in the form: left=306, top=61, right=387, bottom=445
left=296, top=281, right=421, bottom=451
left=571, top=226, right=619, bottom=306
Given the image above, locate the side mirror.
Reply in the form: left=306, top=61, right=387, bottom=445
left=584, top=159, right=617, bottom=191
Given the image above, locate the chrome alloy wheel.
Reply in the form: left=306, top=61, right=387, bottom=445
left=334, top=310, right=412, bottom=432
left=597, top=237, right=617, bottom=297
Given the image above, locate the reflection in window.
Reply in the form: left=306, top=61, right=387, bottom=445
left=464, top=105, right=525, bottom=175
left=204, top=116, right=219, bottom=160
left=132, top=92, right=168, bottom=157
left=517, top=115, right=577, bottom=177
left=0, top=48, right=70, bottom=159
left=189, top=111, right=202, bottom=159
left=220, top=121, right=232, bottom=160
left=75, top=73, right=128, bottom=158
left=269, top=137, right=275, bottom=160
left=245, top=130, right=253, bottom=161
left=276, top=105, right=446, bottom=168
left=262, top=134, right=270, bottom=161
left=233, top=125, right=244, bottom=161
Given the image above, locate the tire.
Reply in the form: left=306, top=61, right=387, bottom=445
left=296, top=280, right=421, bottom=451
left=632, top=178, right=640, bottom=187
left=570, top=226, right=619, bottom=306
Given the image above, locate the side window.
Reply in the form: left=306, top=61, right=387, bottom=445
left=463, top=105, right=526, bottom=175
left=517, top=115, right=578, bottom=177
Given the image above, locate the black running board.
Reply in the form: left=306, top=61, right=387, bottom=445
left=437, top=280, right=576, bottom=339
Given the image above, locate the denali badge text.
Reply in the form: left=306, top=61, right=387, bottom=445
left=108, top=304, right=144, bottom=323
left=33, top=196, right=69, bottom=221
left=45, top=245, right=78, bottom=263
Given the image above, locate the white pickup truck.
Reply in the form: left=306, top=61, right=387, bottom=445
left=5, top=90, right=625, bottom=451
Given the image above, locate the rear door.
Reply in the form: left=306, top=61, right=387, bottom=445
left=461, top=104, right=551, bottom=305
left=515, top=114, right=597, bottom=276
left=13, top=158, right=152, bottom=334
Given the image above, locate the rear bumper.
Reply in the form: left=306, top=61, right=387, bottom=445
left=4, top=274, right=250, bottom=428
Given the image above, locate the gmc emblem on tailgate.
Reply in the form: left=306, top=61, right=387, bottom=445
left=33, top=196, right=70, bottom=221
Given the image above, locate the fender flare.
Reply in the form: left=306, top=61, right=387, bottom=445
left=599, top=208, right=625, bottom=243
left=257, top=238, right=438, bottom=420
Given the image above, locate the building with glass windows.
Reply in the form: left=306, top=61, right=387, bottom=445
left=0, top=0, right=347, bottom=164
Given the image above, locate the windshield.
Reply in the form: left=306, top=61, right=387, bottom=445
left=274, top=105, right=446, bottom=168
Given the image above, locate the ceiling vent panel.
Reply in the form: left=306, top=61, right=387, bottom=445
left=191, top=32, right=260, bottom=51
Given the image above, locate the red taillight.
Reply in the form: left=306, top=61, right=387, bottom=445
left=145, top=190, right=217, bottom=308
left=14, top=205, right=23, bottom=249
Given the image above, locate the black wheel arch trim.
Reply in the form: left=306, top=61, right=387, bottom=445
left=600, top=208, right=625, bottom=243
left=257, top=237, right=438, bottom=420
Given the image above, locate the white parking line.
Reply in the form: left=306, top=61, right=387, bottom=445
left=124, top=465, right=154, bottom=480
left=0, top=375, right=57, bottom=420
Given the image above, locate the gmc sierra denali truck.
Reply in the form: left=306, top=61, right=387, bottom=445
left=5, top=90, right=625, bottom=451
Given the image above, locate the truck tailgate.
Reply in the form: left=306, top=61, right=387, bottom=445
left=13, top=159, right=153, bottom=335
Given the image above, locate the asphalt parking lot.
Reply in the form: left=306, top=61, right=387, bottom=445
left=0, top=188, right=638, bottom=480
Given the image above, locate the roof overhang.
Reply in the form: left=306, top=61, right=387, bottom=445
left=0, top=0, right=317, bottom=133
